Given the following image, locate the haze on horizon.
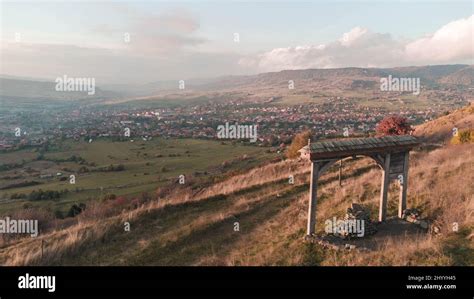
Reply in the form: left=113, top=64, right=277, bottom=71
left=0, top=0, right=473, bottom=85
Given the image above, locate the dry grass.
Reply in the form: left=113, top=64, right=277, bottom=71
left=323, top=234, right=450, bottom=266
left=195, top=159, right=310, bottom=198
left=414, top=103, right=474, bottom=143
left=1, top=127, right=472, bottom=266
left=215, top=143, right=473, bottom=266
left=0, top=158, right=310, bottom=265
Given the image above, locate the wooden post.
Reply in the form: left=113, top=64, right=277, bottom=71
left=378, top=153, right=391, bottom=222
left=398, top=151, right=409, bottom=218
left=338, top=160, right=342, bottom=187
left=307, top=162, right=319, bottom=236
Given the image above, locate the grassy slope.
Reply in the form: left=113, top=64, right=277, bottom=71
left=0, top=107, right=473, bottom=266
left=414, top=103, right=474, bottom=143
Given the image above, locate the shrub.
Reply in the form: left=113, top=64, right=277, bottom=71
left=22, top=202, right=33, bottom=209
left=376, top=116, right=413, bottom=136
left=11, top=193, right=27, bottom=199
left=286, top=130, right=312, bottom=159
left=78, top=166, right=89, bottom=173
left=111, top=196, right=127, bottom=208
left=131, top=198, right=141, bottom=209
left=451, top=129, right=473, bottom=145
left=28, top=189, right=61, bottom=201
left=67, top=203, right=86, bottom=218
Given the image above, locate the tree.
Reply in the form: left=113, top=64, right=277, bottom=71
left=286, top=130, right=312, bottom=159
left=376, top=116, right=412, bottom=136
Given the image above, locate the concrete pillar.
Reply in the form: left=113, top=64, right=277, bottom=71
left=338, top=159, right=342, bottom=187
left=307, top=162, right=319, bottom=236
left=378, top=153, right=391, bottom=222
left=398, top=152, right=409, bottom=218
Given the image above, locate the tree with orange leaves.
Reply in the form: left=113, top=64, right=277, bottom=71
left=376, top=116, right=413, bottom=136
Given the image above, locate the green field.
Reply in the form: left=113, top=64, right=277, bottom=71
left=0, top=138, right=276, bottom=215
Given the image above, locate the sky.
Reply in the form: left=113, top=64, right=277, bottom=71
left=0, top=0, right=473, bottom=84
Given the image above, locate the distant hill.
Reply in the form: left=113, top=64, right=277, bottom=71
left=388, top=65, right=471, bottom=84
left=102, top=77, right=218, bottom=98
left=0, top=77, right=121, bottom=101
left=2, top=65, right=472, bottom=104
left=193, top=64, right=473, bottom=91
left=439, top=66, right=474, bottom=86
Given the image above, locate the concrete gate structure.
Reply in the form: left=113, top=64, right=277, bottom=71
left=306, top=135, right=419, bottom=236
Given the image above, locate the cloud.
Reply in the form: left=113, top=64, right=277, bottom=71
left=240, top=15, right=474, bottom=72
left=140, top=10, right=200, bottom=34
left=339, top=27, right=369, bottom=47
left=0, top=6, right=242, bottom=84
left=239, top=28, right=404, bottom=71
left=3, top=5, right=472, bottom=84
left=0, top=41, right=245, bottom=84
left=405, top=15, right=474, bottom=62
left=93, top=8, right=206, bottom=55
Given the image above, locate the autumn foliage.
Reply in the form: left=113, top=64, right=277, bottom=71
left=451, top=129, right=474, bottom=145
left=286, top=130, right=312, bottom=159
left=376, top=116, right=413, bottom=136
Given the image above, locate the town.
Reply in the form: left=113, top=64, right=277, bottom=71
left=0, top=94, right=461, bottom=152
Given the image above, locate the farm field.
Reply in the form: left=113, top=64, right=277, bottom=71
left=0, top=138, right=276, bottom=215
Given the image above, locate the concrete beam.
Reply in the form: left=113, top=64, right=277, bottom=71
left=398, top=151, right=409, bottom=218
left=379, top=153, right=391, bottom=222
left=307, top=162, right=319, bottom=236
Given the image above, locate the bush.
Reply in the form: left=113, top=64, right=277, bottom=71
left=67, top=203, right=86, bottom=218
left=11, top=193, right=27, bottom=199
left=78, top=166, right=89, bottom=173
left=451, top=129, right=474, bottom=145
left=110, top=197, right=127, bottom=209
left=22, top=202, right=33, bottom=209
left=376, top=116, right=412, bottom=136
left=106, top=164, right=125, bottom=172
left=28, top=189, right=61, bottom=201
left=286, top=130, right=312, bottom=159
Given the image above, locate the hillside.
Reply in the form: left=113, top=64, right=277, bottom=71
left=439, top=66, right=474, bottom=86
left=414, top=103, right=474, bottom=143
left=109, top=64, right=473, bottom=107
left=0, top=108, right=472, bottom=266
left=78, top=64, right=474, bottom=105
left=192, top=65, right=472, bottom=91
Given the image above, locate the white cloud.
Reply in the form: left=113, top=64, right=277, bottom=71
left=405, top=15, right=474, bottom=62
left=92, top=8, right=206, bottom=55
left=2, top=7, right=472, bottom=84
left=339, top=27, right=368, bottom=47
left=0, top=8, right=231, bottom=84
left=240, top=15, right=474, bottom=72
left=0, top=41, right=245, bottom=84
